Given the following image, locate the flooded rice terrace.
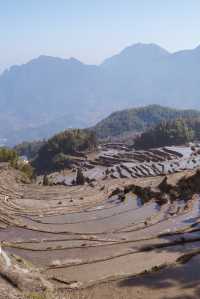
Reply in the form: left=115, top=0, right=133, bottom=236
left=1, top=144, right=200, bottom=289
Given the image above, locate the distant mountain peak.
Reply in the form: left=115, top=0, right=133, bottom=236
left=194, top=44, right=200, bottom=52
left=28, top=55, right=83, bottom=66
left=68, top=57, right=82, bottom=63
left=102, top=42, right=170, bottom=66
left=121, top=42, right=170, bottom=56
left=123, top=42, right=169, bottom=51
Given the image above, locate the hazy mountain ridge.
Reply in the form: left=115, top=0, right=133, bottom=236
left=1, top=43, right=200, bottom=145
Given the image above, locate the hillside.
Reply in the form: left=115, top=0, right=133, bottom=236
left=92, top=105, right=200, bottom=139
left=1, top=43, right=200, bottom=145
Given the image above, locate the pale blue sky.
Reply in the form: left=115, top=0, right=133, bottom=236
left=0, top=0, right=200, bottom=71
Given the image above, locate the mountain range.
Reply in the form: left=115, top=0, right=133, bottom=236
left=1, top=43, right=200, bottom=145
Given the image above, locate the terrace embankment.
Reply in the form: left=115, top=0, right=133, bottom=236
left=1, top=145, right=200, bottom=298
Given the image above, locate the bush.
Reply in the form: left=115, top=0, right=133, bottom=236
left=11, top=159, right=34, bottom=180
left=76, top=168, right=85, bottom=185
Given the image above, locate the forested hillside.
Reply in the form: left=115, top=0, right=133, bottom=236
left=93, top=105, right=200, bottom=139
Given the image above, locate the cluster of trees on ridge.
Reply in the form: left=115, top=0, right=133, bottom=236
left=32, top=129, right=97, bottom=173
left=134, top=118, right=200, bottom=149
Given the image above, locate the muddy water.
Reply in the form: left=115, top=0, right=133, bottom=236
left=31, top=196, right=140, bottom=224
left=17, top=201, right=159, bottom=234
left=46, top=241, right=200, bottom=285
left=5, top=227, right=200, bottom=268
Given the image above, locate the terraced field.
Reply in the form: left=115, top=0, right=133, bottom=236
left=1, top=145, right=200, bottom=298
